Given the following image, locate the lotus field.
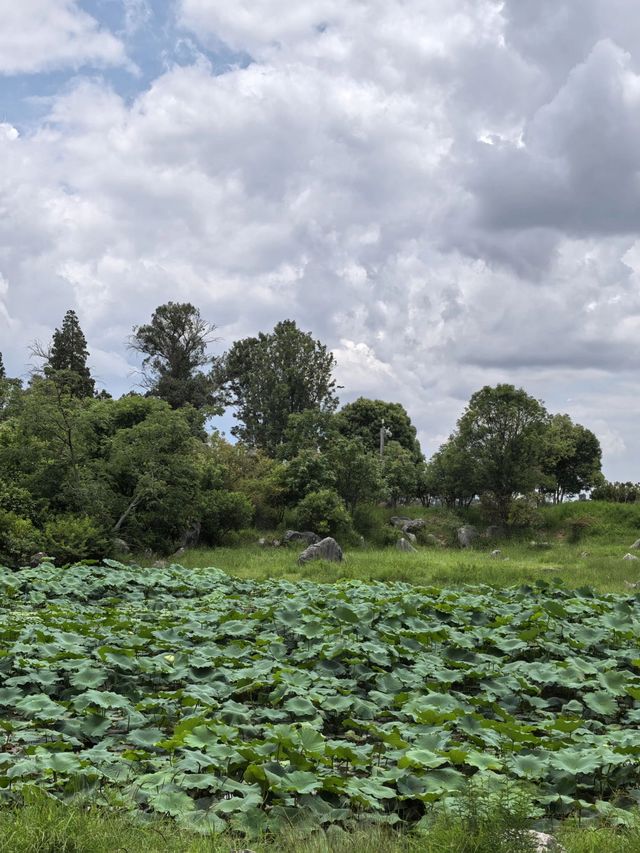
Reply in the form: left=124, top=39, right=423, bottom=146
left=1, top=561, right=640, bottom=837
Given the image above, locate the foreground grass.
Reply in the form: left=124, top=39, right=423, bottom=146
left=2, top=798, right=640, bottom=853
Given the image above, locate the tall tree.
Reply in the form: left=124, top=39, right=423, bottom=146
left=0, top=352, right=5, bottom=381
left=45, top=309, right=95, bottom=398
left=336, top=398, right=422, bottom=461
left=455, top=384, right=549, bottom=524
left=221, top=320, right=339, bottom=455
left=540, top=414, right=602, bottom=502
left=130, top=302, right=222, bottom=412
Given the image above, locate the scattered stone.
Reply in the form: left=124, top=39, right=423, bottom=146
left=580, top=551, right=590, bottom=558
left=112, top=538, right=130, bottom=555
left=30, top=552, right=49, bottom=567
left=258, top=537, right=281, bottom=548
left=298, top=537, right=343, bottom=565
left=390, top=516, right=412, bottom=529
left=172, top=546, right=186, bottom=559
left=405, top=531, right=417, bottom=543
left=396, top=537, right=417, bottom=552
left=529, top=541, right=552, bottom=550
left=423, top=533, right=440, bottom=546
left=258, top=538, right=267, bottom=547
left=490, top=549, right=502, bottom=558
left=623, top=553, right=639, bottom=561
left=624, top=580, right=640, bottom=589
left=152, top=559, right=168, bottom=568
left=403, top=518, right=426, bottom=533
left=180, top=521, right=201, bottom=549
left=283, top=530, right=321, bottom=546
left=528, top=830, right=565, bottom=852
left=457, top=525, right=478, bottom=548
left=630, top=538, right=640, bottom=550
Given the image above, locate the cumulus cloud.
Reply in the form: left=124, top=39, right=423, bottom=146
left=1, top=0, right=640, bottom=478
left=0, top=0, right=126, bottom=75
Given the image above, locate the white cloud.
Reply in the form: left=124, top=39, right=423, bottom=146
left=0, top=0, right=126, bottom=75
left=2, top=0, right=640, bottom=479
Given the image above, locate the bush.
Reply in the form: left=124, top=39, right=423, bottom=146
left=43, top=515, right=110, bottom=565
left=507, top=495, right=543, bottom=530
left=0, top=511, right=40, bottom=567
left=292, top=489, right=352, bottom=538
left=199, top=490, right=254, bottom=546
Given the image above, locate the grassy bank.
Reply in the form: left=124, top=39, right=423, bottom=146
left=137, top=501, right=640, bottom=593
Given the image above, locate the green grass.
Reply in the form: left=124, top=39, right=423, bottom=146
left=134, top=501, right=640, bottom=594
left=152, top=540, right=639, bottom=594
left=3, top=796, right=640, bottom=853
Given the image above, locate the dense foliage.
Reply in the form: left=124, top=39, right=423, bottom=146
left=1, top=562, right=639, bottom=836
left=0, top=306, right=608, bottom=564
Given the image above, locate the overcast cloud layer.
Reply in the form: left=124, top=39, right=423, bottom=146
left=1, top=0, right=639, bottom=478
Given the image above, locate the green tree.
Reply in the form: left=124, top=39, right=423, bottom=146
left=381, top=440, right=419, bottom=506
left=221, top=320, right=339, bottom=455
left=424, top=437, right=478, bottom=509
left=130, top=302, right=223, bottom=412
left=455, top=384, right=549, bottom=524
left=336, top=398, right=422, bottom=460
left=45, top=309, right=95, bottom=398
left=279, top=449, right=336, bottom=506
left=0, top=352, right=5, bottom=381
left=540, top=414, right=602, bottom=502
left=328, top=437, right=384, bottom=513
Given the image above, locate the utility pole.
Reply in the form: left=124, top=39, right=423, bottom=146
left=379, top=420, right=392, bottom=458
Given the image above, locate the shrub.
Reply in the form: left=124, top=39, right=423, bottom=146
left=292, top=489, right=352, bottom=537
left=199, top=490, right=254, bottom=546
left=43, top=515, right=110, bottom=565
left=0, top=511, right=40, bottom=567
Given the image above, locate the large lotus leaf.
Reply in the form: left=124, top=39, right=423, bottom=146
left=14, top=694, right=67, bottom=720
left=583, top=691, right=618, bottom=717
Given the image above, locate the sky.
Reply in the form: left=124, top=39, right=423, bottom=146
left=1, top=0, right=640, bottom=479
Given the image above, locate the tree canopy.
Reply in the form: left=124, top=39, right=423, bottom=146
left=130, top=302, right=222, bottom=412
left=221, top=319, right=339, bottom=455
left=44, top=309, right=95, bottom=398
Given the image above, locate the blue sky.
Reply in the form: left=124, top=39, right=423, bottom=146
left=2, top=0, right=640, bottom=477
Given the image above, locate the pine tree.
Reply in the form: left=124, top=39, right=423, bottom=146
left=45, top=309, right=95, bottom=398
left=0, top=352, right=5, bottom=381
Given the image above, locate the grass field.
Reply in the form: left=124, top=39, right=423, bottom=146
left=148, top=501, right=640, bottom=594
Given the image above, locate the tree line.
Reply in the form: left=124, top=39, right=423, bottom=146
left=0, top=303, right=608, bottom=565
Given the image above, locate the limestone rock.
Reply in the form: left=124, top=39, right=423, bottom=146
left=113, top=538, right=130, bottom=555
left=630, top=538, right=640, bottom=549
left=284, top=530, right=321, bottom=546
left=405, top=531, right=417, bottom=543
left=490, top=549, right=502, bottom=558
left=623, top=553, right=639, bottom=561
left=30, top=552, right=49, bottom=567
left=390, top=516, right=412, bottom=529
left=396, top=537, right=417, bottom=552
left=298, top=537, right=343, bottom=565
left=457, top=525, right=478, bottom=548
left=423, top=533, right=440, bottom=546
left=403, top=518, right=426, bottom=533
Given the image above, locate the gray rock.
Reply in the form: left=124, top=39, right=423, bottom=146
left=298, top=537, right=343, bottom=565
left=30, top=551, right=49, bottom=567
left=630, top=539, right=640, bottom=550
left=180, top=521, right=201, bottom=549
left=152, top=559, right=168, bottom=568
left=491, top=549, right=502, bottom=558
left=457, top=525, right=478, bottom=548
left=405, top=531, right=417, bottom=543
left=529, top=541, right=552, bottom=550
left=390, top=516, right=412, bottom=529
left=283, top=530, right=321, bottom=546
left=403, top=518, right=426, bottom=533
left=623, top=553, right=639, bottom=561
left=112, top=538, right=130, bottom=555
left=172, top=546, right=186, bottom=559
left=396, top=537, right=417, bottom=552
left=423, top=533, right=440, bottom=546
